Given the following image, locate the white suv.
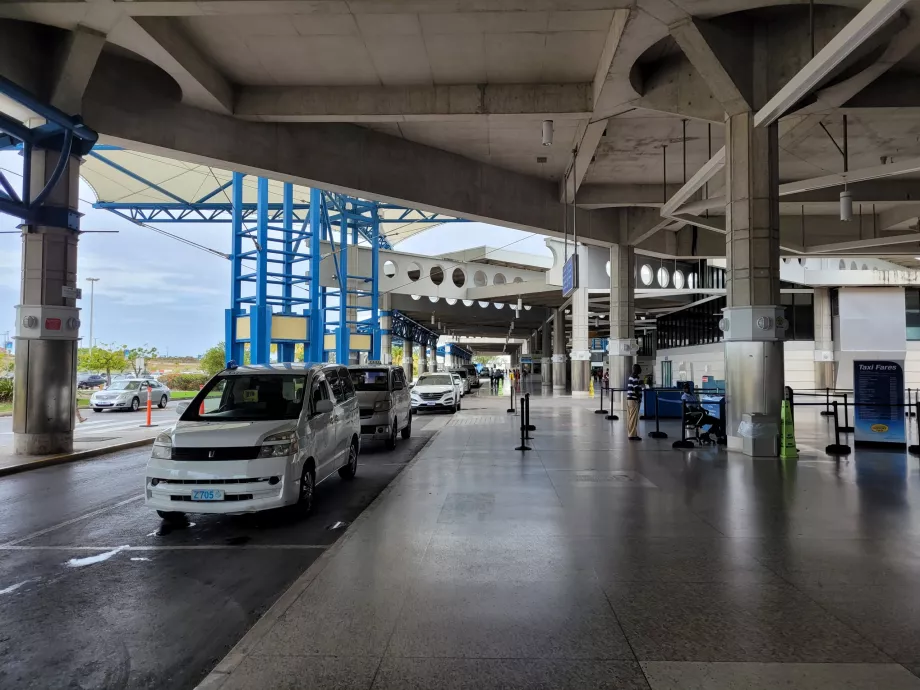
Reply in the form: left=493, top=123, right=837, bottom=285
left=146, top=363, right=360, bottom=521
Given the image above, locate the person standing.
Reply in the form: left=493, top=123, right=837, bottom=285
left=626, top=363, right=643, bottom=441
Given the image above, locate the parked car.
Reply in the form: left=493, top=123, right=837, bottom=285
left=348, top=364, right=411, bottom=449
left=450, top=373, right=463, bottom=405
left=146, top=363, right=360, bottom=522
left=479, top=367, right=491, bottom=380
left=461, top=364, right=480, bottom=388
left=450, top=368, right=471, bottom=395
left=411, top=372, right=460, bottom=414
left=77, top=373, right=106, bottom=389
left=90, top=378, right=171, bottom=412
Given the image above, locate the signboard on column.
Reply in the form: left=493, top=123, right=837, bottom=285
left=853, top=360, right=905, bottom=448
left=562, top=255, right=578, bottom=297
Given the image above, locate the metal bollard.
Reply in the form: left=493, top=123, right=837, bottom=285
left=594, top=382, right=608, bottom=414
left=507, top=385, right=515, bottom=414
left=140, top=384, right=157, bottom=428
left=840, top=392, right=854, bottom=433
left=524, top=394, right=533, bottom=439
left=672, top=400, right=694, bottom=449
left=515, top=396, right=531, bottom=451
left=605, top=386, right=620, bottom=421
left=911, top=389, right=920, bottom=456
left=825, top=400, right=851, bottom=455
left=648, top=390, right=667, bottom=439
left=820, top=387, right=833, bottom=416
left=908, top=388, right=917, bottom=418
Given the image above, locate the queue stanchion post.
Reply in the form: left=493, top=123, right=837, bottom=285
left=507, top=382, right=515, bottom=414
left=605, top=387, right=619, bottom=421
left=840, top=392, right=854, bottom=433
left=908, top=388, right=917, bottom=418
left=524, top=393, right=533, bottom=439
left=672, top=400, right=694, bottom=449
left=595, top=381, right=608, bottom=414
left=825, top=400, right=851, bottom=455
left=515, top=396, right=531, bottom=451
left=820, top=387, right=833, bottom=416
left=648, top=390, right=667, bottom=439
left=911, top=388, right=920, bottom=456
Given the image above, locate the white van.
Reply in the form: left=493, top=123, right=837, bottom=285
left=145, top=363, right=360, bottom=521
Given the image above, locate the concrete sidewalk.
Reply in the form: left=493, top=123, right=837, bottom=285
left=197, top=387, right=920, bottom=690
left=0, top=407, right=173, bottom=476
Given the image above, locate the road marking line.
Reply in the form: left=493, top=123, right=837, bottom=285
left=0, top=494, right=145, bottom=547
left=0, top=544, right=328, bottom=551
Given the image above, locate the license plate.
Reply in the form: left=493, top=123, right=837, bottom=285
left=192, top=489, right=224, bottom=501
left=425, top=402, right=436, bottom=406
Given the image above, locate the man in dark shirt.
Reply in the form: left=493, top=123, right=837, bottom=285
left=626, top=363, right=643, bottom=440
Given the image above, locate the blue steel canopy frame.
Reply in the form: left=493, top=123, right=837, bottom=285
left=82, top=150, right=464, bottom=365
left=0, top=74, right=98, bottom=231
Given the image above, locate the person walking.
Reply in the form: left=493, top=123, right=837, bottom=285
left=626, top=363, right=643, bottom=441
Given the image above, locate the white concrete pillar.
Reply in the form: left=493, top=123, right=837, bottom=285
left=813, top=287, right=835, bottom=390
left=14, top=148, right=82, bottom=455
left=722, top=112, right=785, bottom=447
left=607, top=243, right=636, bottom=409
left=418, top=344, right=428, bottom=374
left=429, top=342, right=438, bottom=372
left=541, top=320, right=552, bottom=388
left=403, top=339, right=414, bottom=382
left=379, top=293, right=392, bottom=364
left=553, top=308, right=567, bottom=391
left=570, top=287, right=591, bottom=397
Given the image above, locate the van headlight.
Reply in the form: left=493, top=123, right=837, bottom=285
left=260, top=431, right=298, bottom=458
left=151, top=432, right=172, bottom=459
left=374, top=400, right=392, bottom=411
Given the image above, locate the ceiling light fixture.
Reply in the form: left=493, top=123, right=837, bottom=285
left=840, top=188, right=852, bottom=221
left=542, top=120, right=554, bottom=147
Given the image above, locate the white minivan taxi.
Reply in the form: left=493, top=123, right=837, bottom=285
left=146, top=363, right=360, bottom=522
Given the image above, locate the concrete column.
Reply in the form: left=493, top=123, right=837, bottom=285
left=14, top=149, right=81, bottom=455
left=403, top=340, right=414, bottom=382
left=418, top=344, right=429, bottom=374
left=607, top=243, right=635, bottom=410
left=722, top=111, right=785, bottom=446
left=541, top=320, right=552, bottom=388
left=429, top=342, right=438, bottom=372
left=379, top=293, right=392, bottom=364
left=813, top=287, right=835, bottom=389
left=570, top=287, right=591, bottom=397
left=521, top=339, right=530, bottom=356
left=552, top=308, right=567, bottom=392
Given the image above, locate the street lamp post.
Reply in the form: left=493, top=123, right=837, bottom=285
left=85, top=278, right=100, bottom=361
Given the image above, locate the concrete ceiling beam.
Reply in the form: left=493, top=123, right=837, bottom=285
left=575, top=183, right=684, bottom=208
left=755, top=0, right=910, bottom=127
left=235, top=83, right=593, bottom=123
left=130, top=17, right=234, bottom=114
left=878, top=203, right=920, bottom=230
left=82, top=52, right=622, bottom=246
left=806, top=233, right=920, bottom=253
left=631, top=56, right=726, bottom=123
left=559, top=8, right=630, bottom=205
left=669, top=17, right=752, bottom=116
left=49, top=24, right=106, bottom=114
left=780, top=155, right=920, bottom=196
left=661, top=146, right=725, bottom=216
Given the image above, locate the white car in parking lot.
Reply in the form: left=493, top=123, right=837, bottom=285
left=91, top=378, right=171, bottom=412
left=145, top=363, right=360, bottom=522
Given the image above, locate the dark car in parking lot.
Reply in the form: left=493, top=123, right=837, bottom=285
left=77, top=373, right=107, bottom=389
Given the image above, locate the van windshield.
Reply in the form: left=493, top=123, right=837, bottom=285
left=417, top=375, right=453, bottom=386
left=182, top=373, right=308, bottom=421
left=450, top=370, right=468, bottom=379
left=350, top=369, right=389, bottom=391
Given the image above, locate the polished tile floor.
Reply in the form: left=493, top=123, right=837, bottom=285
left=210, top=382, right=920, bottom=689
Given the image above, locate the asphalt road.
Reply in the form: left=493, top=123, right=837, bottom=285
left=0, top=417, right=438, bottom=690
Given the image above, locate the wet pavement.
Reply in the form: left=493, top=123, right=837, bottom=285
left=0, top=416, right=439, bottom=690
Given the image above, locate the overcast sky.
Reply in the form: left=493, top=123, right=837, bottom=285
left=0, top=150, right=551, bottom=356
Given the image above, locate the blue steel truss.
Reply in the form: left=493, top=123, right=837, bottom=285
left=82, top=149, right=470, bottom=365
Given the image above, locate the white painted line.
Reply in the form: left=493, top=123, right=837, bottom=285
left=0, top=544, right=329, bottom=551
left=0, top=494, right=145, bottom=547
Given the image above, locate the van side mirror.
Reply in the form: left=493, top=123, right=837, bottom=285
left=314, top=399, right=334, bottom=415
left=394, top=381, right=404, bottom=391
left=176, top=401, right=190, bottom=415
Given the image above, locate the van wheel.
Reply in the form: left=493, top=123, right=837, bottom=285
left=297, top=466, right=316, bottom=514
left=157, top=510, right=186, bottom=524
left=385, top=420, right=397, bottom=450
left=339, top=442, right=358, bottom=480
left=401, top=413, right=412, bottom=439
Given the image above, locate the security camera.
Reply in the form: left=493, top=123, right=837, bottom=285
left=542, top=120, right=553, bottom=147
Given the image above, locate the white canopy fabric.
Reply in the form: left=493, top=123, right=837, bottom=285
left=80, top=148, right=448, bottom=244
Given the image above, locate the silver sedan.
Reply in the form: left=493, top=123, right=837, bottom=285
left=90, top=378, right=171, bottom=412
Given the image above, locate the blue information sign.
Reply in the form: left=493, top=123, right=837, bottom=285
left=853, top=360, right=906, bottom=448
left=562, top=254, right=578, bottom=297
